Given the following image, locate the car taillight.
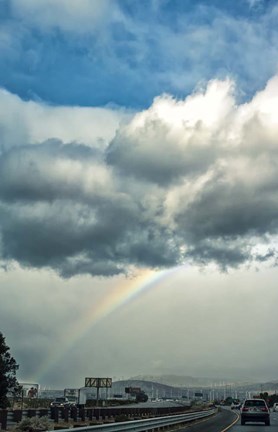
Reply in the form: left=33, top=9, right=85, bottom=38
left=242, top=407, right=249, bottom=411
left=261, top=407, right=268, bottom=411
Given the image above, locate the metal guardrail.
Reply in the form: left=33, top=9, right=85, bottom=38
left=50, top=408, right=216, bottom=432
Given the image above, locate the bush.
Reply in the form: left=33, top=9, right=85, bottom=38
left=114, top=414, right=129, bottom=422
left=14, top=416, right=51, bottom=432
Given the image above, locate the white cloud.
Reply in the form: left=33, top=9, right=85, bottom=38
left=246, top=0, right=263, bottom=9
left=12, top=0, right=119, bottom=34
left=0, top=88, right=129, bottom=149
left=1, top=76, right=278, bottom=275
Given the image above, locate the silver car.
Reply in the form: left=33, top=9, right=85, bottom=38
left=240, top=398, right=270, bottom=426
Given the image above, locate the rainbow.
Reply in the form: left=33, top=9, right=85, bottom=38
left=32, top=267, right=178, bottom=385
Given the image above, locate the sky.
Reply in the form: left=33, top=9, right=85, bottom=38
left=1, top=0, right=278, bottom=389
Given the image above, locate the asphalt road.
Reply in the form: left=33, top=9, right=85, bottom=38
left=181, top=408, right=278, bottom=432
left=170, top=407, right=238, bottom=432
left=231, top=410, right=278, bottom=432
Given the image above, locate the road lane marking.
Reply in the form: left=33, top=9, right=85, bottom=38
left=220, top=413, right=240, bottom=432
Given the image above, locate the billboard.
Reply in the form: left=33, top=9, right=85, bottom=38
left=125, top=387, right=141, bottom=394
left=85, top=377, right=112, bottom=388
left=18, top=383, right=39, bottom=398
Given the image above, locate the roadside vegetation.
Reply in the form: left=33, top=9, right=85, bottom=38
left=14, top=416, right=51, bottom=432
left=0, top=332, right=19, bottom=408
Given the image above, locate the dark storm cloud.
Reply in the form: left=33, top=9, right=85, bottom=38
left=184, top=240, right=252, bottom=270
left=0, top=197, right=180, bottom=276
left=106, top=121, right=218, bottom=185
left=1, top=77, right=278, bottom=275
left=0, top=139, right=181, bottom=275
left=181, top=181, right=278, bottom=239
left=0, top=140, right=102, bottom=202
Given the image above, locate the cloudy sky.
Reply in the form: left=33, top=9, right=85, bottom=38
left=1, top=0, right=278, bottom=389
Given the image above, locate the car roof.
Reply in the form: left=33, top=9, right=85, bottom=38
left=244, top=398, right=265, bottom=401
left=243, top=399, right=267, bottom=405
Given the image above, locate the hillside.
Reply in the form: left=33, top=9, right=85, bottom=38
left=129, top=374, right=244, bottom=388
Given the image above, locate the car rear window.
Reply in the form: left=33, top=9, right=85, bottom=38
left=244, top=400, right=266, bottom=407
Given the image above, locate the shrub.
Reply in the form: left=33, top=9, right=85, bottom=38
left=114, top=414, right=129, bottom=422
left=14, top=416, right=51, bottom=431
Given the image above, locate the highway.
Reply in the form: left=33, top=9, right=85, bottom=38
left=231, top=409, right=278, bottom=432
left=173, top=407, right=237, bottom=432
left=173, top=408, right=278, bottom=432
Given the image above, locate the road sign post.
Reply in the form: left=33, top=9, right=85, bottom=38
left=85, top=378, right=112, bottom=406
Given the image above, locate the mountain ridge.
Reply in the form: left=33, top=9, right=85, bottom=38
left=129, top=374, right=251, bottom=388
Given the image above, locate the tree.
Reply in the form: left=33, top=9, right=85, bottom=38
left=259, top=392, right=269, bottom=403
left=0, top=332, right=19, bottom=408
